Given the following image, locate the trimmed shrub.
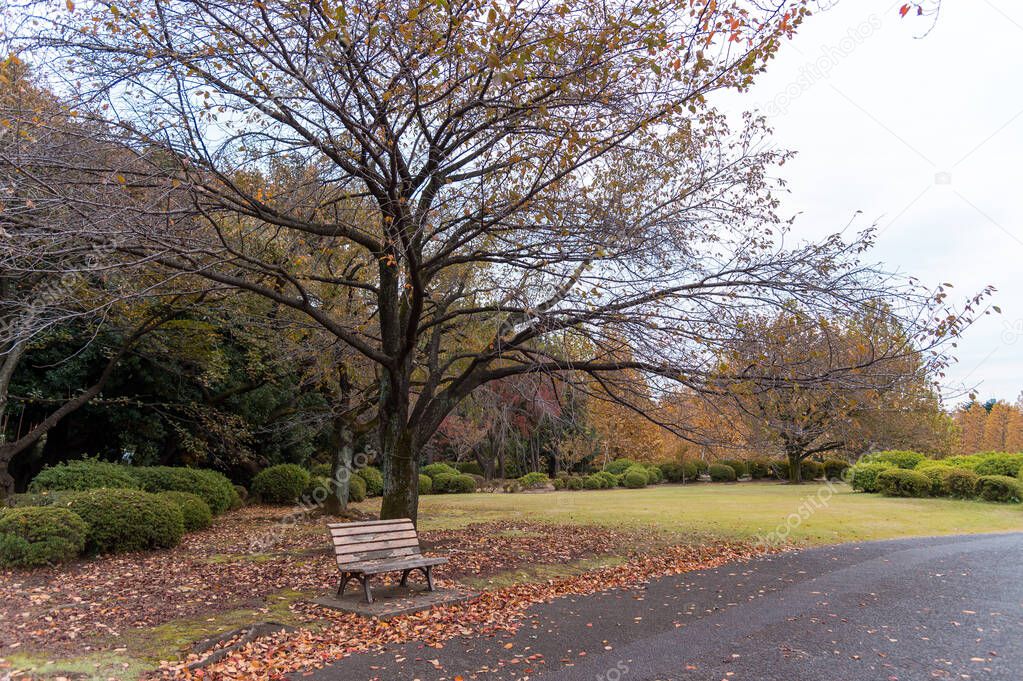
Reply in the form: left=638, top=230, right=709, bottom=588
left=518, top=472, right=550, bottom=489
left=64, top=488, right=184, bottom=554
left=823, top=459, right=851, bottom=481
left=975, top=475, right=1023, bottom=503
left=309, top=463, right=332, bottom=478
left=418, top=474, right=433, bottom=495
left=719, top=460, right=748, bottom=479
left=454, top=461, right=484, bottom=476
left=692, top=459, right=710, bottom=475
left=645, top=465, right=664, bottom=484
left=348, top=474, right=367, bottom=502
left=468, top=473, right=486, bottom=489
left=862, top=450, right=926, bottom=470
left=0, top=506, right=88, bottom=567
left=552, top=476, right=567, bottom=490
left=156, top=491, right=213, bottom=532
left=604, top=459, right=638, bottom=475
left=942, top=468, right=979, bottom=499
left=431, top=473, right=476, bottom=494
left=421, top=463, right=459, bottom=480
left=5, top=491, right=68, bottom=508
left=709, top=463, right=736, bottom=482
left=918, top=466, right=949, bottom=496
left=748, top=460, right=771, bottom=480
left=450, top=474, right=476, bottom=494
left=659, top=462, right=680, bottom=481
left=134, top=467, right=237, bottom=515
left=566, top=476, right=584, bottom=490
left=431, top=472, right=458, bottom=493
left=800, top=460, right=824, bottom=481
left=250, top=464, right=311, bottom=505
left=974, top=453, right=1023, bottom=478
left=233, top=485, right=248, bottom=505
left=623, top=468, right=647, bottom=488
left=595, top=471, right=618, bottom=489
left=29, top=459, right=140, bottom=493
left=876, top=469, right=930, bottom=498
left=355, top=466, right=384, bottom=497
left=583, top=474, right=603, bottom=490
left=768, top=459, right=789, bottom=480
left=849, top=462, right=894, bottom=493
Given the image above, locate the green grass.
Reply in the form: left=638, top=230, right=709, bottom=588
left=409, top=482, right=1023, bottom=545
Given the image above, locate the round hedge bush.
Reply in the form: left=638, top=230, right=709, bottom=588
left=748, top=460, right=771, bottom=480
left=348, top=474, right=367, bottom=502
left=583, top=474, right=603, bottom=490
left=709, top=463, right=736, bottom=482
left=450, top=474, right=476, bottom=493
left=862, top=450, right=925, bottom=470
left=309, top=462, right=332, bottom=478
left=823, top=459, right=851, bottom=481
left=604, top=459, right=638, bottom=475
left=594, top=471, right=617, bottom=489
left=644, top=465, right=664, bottom=484
left=974, top=453, right=1023, bottom=478
left=623, top=468, right=648, bottom=488
left=156, top=491, right=212, bottom=532
left=133, top=466, right=238, bottom=515
left=63, top=488, right=184, bottom=554
left=719, top=460, right=747, bottom=479
left=421, top=463, right=459, bottom=480
left=418, top=473, right=433, bottom=495
left=518, top=472, right=550, bottom=489
left=800, top=460, right=824, bottom=481
left=975, top=475, right=1023, bottom=503
left=918, top=466, right=949, bottom=496
left=431, top=472, right=458, bottom=493
left=250, top=464, right=311, bottom=505
left=0, top=506, right=89, bottom=567
left=355, top=466, right=384, bottom=497
left=876, top=469, right=930, bottom=498
left=658, top=462, right=680, bottom=482
left=849, top=462, right=894, bottom=492
left=5, top=491, right=69, bottom=508
left=566, top=476, right=584, bottom=490
left=942, top=468, right=980, bottom=498
left=454, top=461, right=484, bottom=476
left=29, top=459, right=140, bottom=493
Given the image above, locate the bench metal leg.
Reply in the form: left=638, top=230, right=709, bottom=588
left=419, top=565, right=435, bottom=591
left=336, top=571, right=356, bottom=598
left=400, top=569, right=411, bottom=587
left=359, top=574, right=374, bottom=604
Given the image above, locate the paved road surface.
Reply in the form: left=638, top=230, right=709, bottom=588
left=304, top=533, right=1023, bottom=681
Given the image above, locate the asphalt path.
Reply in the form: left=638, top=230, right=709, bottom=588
left=304, top=532, right=1023, bottom=681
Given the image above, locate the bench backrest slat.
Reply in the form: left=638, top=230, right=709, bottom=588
left=327, top=519, right=422, bottom=566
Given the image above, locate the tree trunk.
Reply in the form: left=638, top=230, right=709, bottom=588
left=324, top=420, right=354, bottom=516
left=378, top=366, right=419, bottom=523
left=0, top=460, right=14, bottom=499
left=323, top=364, right=355, bottom=516
left=786, top=451, right=803, bottom=484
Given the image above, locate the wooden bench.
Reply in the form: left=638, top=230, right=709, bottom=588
left=327, top=518, right=448, bottom=604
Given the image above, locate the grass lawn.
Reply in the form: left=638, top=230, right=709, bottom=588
left=411, top=481, right=1023, bottom=545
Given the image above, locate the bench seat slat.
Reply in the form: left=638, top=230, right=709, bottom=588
left=329, top=528, right=419, bottom=543
left=335, top=536, right=422, bottom=555
left=336, top=546, right=422, bottom=565
left=327, top=519, right=414, bottom=536
left=341, top=555, right=448, bottom=574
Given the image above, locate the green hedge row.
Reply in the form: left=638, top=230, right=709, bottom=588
left=848, top=450, right=1023, bottom=503
left=28, top=458, right=238, bottom=515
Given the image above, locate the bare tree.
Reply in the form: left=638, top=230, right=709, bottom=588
left=8, top=0, right=978, bottom=520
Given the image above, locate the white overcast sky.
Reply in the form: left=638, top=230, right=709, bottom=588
left=723, top=0, right=1023, bottom=404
